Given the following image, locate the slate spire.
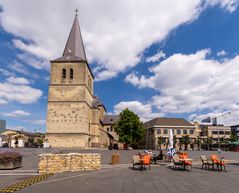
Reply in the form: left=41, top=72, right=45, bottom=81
left=53, top=12, right=87, bottom=62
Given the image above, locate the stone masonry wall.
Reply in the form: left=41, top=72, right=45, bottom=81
left=38, top=153, right=101, bottom=174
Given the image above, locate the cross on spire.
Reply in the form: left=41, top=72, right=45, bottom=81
left=75, top=8, right=79, bottom=16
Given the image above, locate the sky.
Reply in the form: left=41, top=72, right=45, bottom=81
left=0, top=0, right=239, bottom=132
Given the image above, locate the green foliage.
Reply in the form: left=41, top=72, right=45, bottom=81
left=230, top=133, right=237, bottom=142
left=196, top=137, right=202, bottom=150
left=205, top=137, right=213, bottom=150
left=179, top=138, right=183, bottom=150
left=114, top=108, right=145, bottom=146
left=28, top=138, right=34, bottom=144
left=207, top=137, right=213, bottom=145
left=220, top=137, right=225, bottom=144
left=157, top=136, right=163, bottom=150
left=181, top=135, right=190, bottom=150
left=37, top=138, right=43, bottom=145
left=173, top=135, right=177, bottom=148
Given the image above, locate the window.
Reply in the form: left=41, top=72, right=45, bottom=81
left=177, top=129, right=181, bottom=135
left=219, top=131, right=224, bottom=135
left=107, top=127, right=109, bottom=132
left=212, top=131, right=218, bottom=134
left=183, top=130, right=187, bottom=134
left=110, top=126, right=113, bottom=132
left=163, top=129, right=168, bottom=134
left=70, top=68, right=74, bottom=79
left=190, top=129, right=194, bottom=135
left=62, top=68, right=66, bottom=79
left=157, top=129, right=161, bottom=134
left=225, top=131, right=230, bottom=135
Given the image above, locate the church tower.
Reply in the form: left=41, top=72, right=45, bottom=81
left=46, top=12, right=102, bottom=148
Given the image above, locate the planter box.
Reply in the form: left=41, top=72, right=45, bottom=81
left=0, top=161, right=22, bottom=170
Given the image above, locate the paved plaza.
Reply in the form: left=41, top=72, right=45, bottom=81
left=1, top=149, right=239, bottom=193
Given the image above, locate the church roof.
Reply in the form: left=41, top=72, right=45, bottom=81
left=92, top=96, right=106, bottom=111
left=52, top=15, right=87, bottom=62
left=102, top=115, right=120, bottom=125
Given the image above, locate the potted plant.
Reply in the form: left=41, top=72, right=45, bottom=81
left=0, top=152, right=22, bottom=169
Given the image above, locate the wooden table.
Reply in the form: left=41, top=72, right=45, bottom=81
left=179, top=158, right=193, bottom=170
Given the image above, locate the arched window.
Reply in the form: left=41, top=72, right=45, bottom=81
left=70, top=68, right=74, bottom=79
left=62, top=68, right=66, bottom=79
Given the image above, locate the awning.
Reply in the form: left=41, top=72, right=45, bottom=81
left=230, top=141, right=239, bottom=145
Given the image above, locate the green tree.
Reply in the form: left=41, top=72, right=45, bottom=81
left=114, top=108, right=145, bottom=147
left=37, top=139, right=43, bottom=145
left=157, top=136, right=163, bottom=151
left=182, top=135, right=190, bottom=151
left=173, top=135, right=177, bottom=148
left=230, top=133, right=237, bottom=142
left=179, top=138, right=183, bottom=150
left=206, top=137, right=213, bottom=150
left=196, top=137, right=202, bottom=150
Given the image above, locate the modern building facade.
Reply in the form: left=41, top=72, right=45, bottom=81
left=207, top=125, right=231, bottom=141
left=231, top=125, right=239, bottom=140
left=144, top=118, right=196, bottom=150
left=195, top=122, right=231, bottom=144
left=0, top=119, right=6, bottom=133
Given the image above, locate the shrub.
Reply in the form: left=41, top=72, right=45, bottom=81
left=0, top=152, right=22, bottom=165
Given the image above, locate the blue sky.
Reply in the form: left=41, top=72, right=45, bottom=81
left=1, top=0, right=239, bottom=132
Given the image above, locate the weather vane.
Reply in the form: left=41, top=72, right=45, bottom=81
left=75, top=8, right=79, bottom=16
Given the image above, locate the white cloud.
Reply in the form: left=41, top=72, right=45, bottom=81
left=2, top=110, right=30, bottom=117
left=0, top=68, right=13, bottom=76
left=125, top=72, right=155, bottom=89
left=217, top=50, right=227, bottom=57
left=8, top=61, right=29, bottom=75
left=113, top=101, right=164, bottom=122
left=7, top=126, right=25, bottom=131
left=0, top=78, right=43, bottom=104
left=16, top=53, right=50, bottom=71
left=0, top=99, right=7, bottom=104
left=29, top=119, right=46, bottom=125
left=125, top=49, right=239, bottom=125
left=189, top=111, right=234, bottom=125
left=146, top=51, right=166, bottom=63
left=206, top=0, right=239, bottom=12
left=1, top=0, right=235, bottom=80
left=7, top=76, right=30, bottom=85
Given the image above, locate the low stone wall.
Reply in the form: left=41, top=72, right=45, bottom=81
left=38, top=153, right=101, bottom=174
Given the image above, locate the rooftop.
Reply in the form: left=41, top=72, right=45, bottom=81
left=52, top=14, right=87, bottom=62
left=144, top=117, right=194, bottom=128
left=102, top=115, right=120, bottom=125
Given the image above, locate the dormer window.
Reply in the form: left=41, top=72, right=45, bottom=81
left=62, top=68, right=66, bottom=79
left=70, top=68, right=74, bottom=79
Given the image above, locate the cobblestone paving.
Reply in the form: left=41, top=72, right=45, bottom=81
left=0, top=149, right=239, bottom=193
left=15, top=164, right=239, bottom=193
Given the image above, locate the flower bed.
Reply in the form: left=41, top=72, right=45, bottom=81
left=0, top=152, right=22, bottom=169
